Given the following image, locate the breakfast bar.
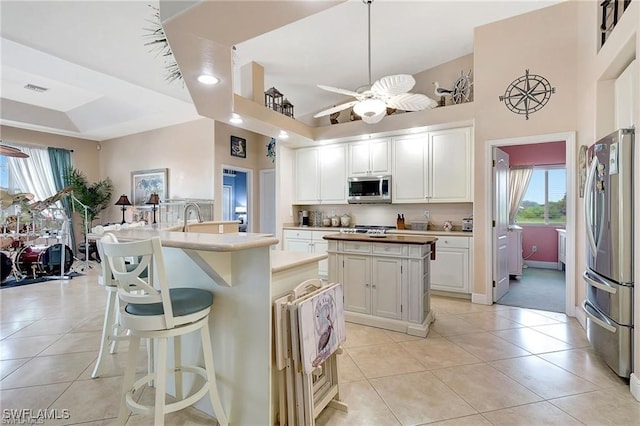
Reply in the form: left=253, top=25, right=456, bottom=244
left=104, top=227, right=324, bottom=425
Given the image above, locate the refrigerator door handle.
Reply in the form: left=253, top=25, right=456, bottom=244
left=582, top=300, right=617, bottom=333
left=583, top=270, right=617, bottom=294
left=584, top=156, right=599, bottom=255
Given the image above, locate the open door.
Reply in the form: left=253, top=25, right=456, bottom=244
left=493, top=147, right=510, bottom=302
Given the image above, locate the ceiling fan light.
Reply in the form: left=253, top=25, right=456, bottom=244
left=353, top=98, right=386, bottom=118
left=362, top=109, right=386, bottom=124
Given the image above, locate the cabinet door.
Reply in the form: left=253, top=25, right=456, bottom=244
left=392, top=134, right=428, bottom=203
left=615, top=59, right=637, bottom=129
left=311, top=233, right=329, bottom=278
left=369, top=139, right=391, bottom=174
left=348, top=142, right=371, bottom=176
left=341, top=254, right=371, bottom=314
left=295, top=148, right=320, bottom=203
left=285, top=239, right=311, bottom=253
left=371, top=257, right=402, bottom=320
left=431, top=248, right=469, bottom=293
left=319, top=144, right=347, bottom=203
left=428, top=127, right=472, bottom=202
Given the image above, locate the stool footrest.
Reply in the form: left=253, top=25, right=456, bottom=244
left=126, top=366, right=210, bottom=416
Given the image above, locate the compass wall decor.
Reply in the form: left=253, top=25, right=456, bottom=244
left=499, top=69, right=555, bottom=120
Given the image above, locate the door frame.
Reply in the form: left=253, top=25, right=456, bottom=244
left=221, top=164, right=253, bottom=232
left=484, top=132, right=576, bottom=315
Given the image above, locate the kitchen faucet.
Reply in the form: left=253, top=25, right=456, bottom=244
left=183, top=202, right=203, bottom=230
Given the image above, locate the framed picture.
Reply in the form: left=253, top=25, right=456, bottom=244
left=131, top=168, right=168, bottom=206
left=578, top=145, right=587, bottom=198
left=230, top=136, right=247, bottom=158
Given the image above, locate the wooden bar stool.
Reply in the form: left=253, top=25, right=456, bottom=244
left=100, top=234, right=228, bottom=426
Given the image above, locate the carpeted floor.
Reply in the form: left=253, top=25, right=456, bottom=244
left=497, top=267, right=566, bottom=313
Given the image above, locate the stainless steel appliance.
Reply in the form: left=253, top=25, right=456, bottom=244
left=582, top=128, right=634, bottom=378
left=347, top=176, right=391, bottom=204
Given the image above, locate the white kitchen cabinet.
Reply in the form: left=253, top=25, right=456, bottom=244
left=430, top=236, right=471, bottom=294
left=328, top=239, right=432, bottom=336
left=348, top=138, right=391, bottom=176
left=392, top=127, right=472, bottom=203
left=294, top=145, right=346, bottom=204
left=615, top=59, right=637, bottom=130
left=283, top=229, right=332, bottom=277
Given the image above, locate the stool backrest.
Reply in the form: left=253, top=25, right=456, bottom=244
left=96, top=233, right=118, bottom=287
left=100, top=235, right=175, bottom=328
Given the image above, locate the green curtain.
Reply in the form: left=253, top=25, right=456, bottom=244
left=48, top=147, right=76, bottom=254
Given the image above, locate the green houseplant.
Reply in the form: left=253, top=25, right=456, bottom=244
left=65, top=167, right=114, bottom=229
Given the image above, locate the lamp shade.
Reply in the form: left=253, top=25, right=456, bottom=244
left=114, top=194, right=132, bottom=206
left=146, top=193, right=160, bottom=205
left=353, top=98, right=386, bottom=119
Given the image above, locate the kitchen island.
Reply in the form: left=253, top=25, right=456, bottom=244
left=102, top=226, right=325, bottom=425
left=324, top=233, right=437, bottom=337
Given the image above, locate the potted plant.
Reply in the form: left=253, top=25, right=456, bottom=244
left=65, top=167, right=114, bottom=230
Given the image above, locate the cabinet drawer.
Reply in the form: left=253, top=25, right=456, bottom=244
left=372, top=243, right=404, bottom=256
left=342, top=241, right=371, bottom=253
left=436, top=236, right=469, bottom=249
left=284, top=229, right=312, bottom=239
left=311, top=231, right=333, bottom=241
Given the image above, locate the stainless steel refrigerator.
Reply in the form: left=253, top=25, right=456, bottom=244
left=582, top=128, right=634, bottom=378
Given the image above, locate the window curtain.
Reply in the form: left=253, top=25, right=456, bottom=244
left=508, top=167, right=533, bottom=224
left=48, top=147, right=75, bottom=252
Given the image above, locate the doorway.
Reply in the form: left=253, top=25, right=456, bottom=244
left=222, top=166, right=251, bottom=232
left=485, top=132, right=576, bottom=315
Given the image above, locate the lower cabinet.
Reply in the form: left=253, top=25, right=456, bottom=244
left=430, top=236, right=472, bottom=294
left=283, top=229, right=332, bottom=277
left=328, top=240, right=432, bottom=336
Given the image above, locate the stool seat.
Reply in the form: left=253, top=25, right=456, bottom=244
left=100, top=234, right=228, bottom=426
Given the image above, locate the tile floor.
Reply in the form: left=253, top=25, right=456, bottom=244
left=1, top=267, right=639, bottom=425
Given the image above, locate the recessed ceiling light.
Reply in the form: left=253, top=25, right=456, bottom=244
left=279, top=131, right=289, bottom=139
left=230, top=113, right=243, bottom=124
left=197, top=74, right=219, bottom=85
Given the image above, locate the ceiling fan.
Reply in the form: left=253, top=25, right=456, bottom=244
left=313, top=0, right=437, bottom=124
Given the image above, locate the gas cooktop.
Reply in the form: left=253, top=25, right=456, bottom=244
left=340, top=225, right=396, bottom=235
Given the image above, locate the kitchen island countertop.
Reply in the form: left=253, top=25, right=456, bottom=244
left=322, top=232, right=437, bottom=245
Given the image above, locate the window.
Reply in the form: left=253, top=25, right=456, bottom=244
left=516, top=166, right=566, bottom=224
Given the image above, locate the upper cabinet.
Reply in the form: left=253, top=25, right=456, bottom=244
left=348, top=138, right=391, bottom=176
left=294, top=144, right=347, bottom=204
left=393, top=126, right=473, bottom=203
left=615, top=59, right=637, bottom=130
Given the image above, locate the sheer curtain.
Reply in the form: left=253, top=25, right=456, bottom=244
left=6, top=144, right=58, bottom=202
left=509, top=167, right=533, bottom=224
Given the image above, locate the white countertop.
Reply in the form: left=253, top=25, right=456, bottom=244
left=271, top=250, right=327, bottom=274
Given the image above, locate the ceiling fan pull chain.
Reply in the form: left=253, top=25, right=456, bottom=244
left=365, top=0, right=373, bottom=85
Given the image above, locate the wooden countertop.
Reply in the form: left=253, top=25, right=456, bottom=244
left=322, top=233, right=437, bottom=245
left=283, top=225, right=472, bottom=237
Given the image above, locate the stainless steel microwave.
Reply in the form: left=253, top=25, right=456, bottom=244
left=347, top=176, right=391, bottom=204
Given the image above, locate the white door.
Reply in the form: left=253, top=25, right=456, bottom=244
left=222, top=185, right=233, bottom=221
left=259, top=169, right=276, bottom=235
left=493, top=147, right=510, bottom=302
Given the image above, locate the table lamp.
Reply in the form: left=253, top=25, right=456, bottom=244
left=146, top=192, right=160, bottom=224
left=114, top=194, right=132, bottom=224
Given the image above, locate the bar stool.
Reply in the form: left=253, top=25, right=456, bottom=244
left=100, top=234, right=228, bottom=426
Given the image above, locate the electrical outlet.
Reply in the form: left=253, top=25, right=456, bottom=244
left=424, top=210, right=430, bottom=220
left=532, top=245, right=537, bottom=253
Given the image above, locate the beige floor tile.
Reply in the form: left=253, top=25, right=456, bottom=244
left=481, top=401, right=583, bottom=425
left=126, top=406, right=216, bottom=425
left=491, top=327, right=572, bottom=354
left=530, top=320, right=591, bottom=347
left=78, top=341, right=150, bottom=380
left=399, top=337, right=481, bottom=370
left=490, top=355, right=601, bottom=399
left=9, top=317, right=79, bottom=338
left=550, top=386, right=640, bottom=426
left=0, top=320, right=34, bottom=339
left=347, top=343, right=424, bottom=379
left=0, top=382, right=70, bottom=411
left=371, top=371, right=477, bottom=424
left=431, top=363, right=542, bottom=412
left=496, top=309, right=562, bottom=327
left=445, top=332, right=530, bottom=361
left=383, top=328, right=425, bottom=343
left=528, top=309, right=570, bottom=323
left=538, top=348, right=628, bottom=389
left=337, top=352, right=366, bottom=383
left=342, top=322, right=394, bottom=348
left=0, top=358, right=29, bottom=380
left=457, top=311, right=524, bottom=331
left=44, top=376, right=124, bottom=425
left=0, top=351, right=96, bottom=389
left=430, top=315, right=485, bottom=337
left=39, top=330, right=102, bottom=356
left=0, top=334, right=61, bottom=360
left=427, top=414, right=493, bottom=426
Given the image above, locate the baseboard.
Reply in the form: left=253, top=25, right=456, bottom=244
left=523, top=261, right=559, bottom=269
left=631, top=373, right=640, bottom=402
left=574, top=303, right=587, bottom=329
left=472, top=292, right=492, bottom=305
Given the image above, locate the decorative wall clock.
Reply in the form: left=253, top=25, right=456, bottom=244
left=499, top=69, right=555, bottom=120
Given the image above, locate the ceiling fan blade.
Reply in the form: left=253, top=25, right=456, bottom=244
left=317, top=84, right=360, bottom=98
left=371, top=74, right=416, bottom=97
left=313, top=100, right=359, bottom=118
left=386, top=93, right=438, bottom=111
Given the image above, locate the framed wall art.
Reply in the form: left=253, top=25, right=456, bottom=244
left=230, top=136, right=247, bottom=158
left=131, top=168, right=168, bottom=206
